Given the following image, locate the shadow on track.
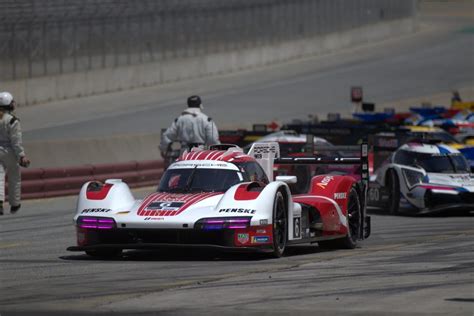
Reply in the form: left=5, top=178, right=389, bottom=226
left=60, top=244, right=330, bottom=262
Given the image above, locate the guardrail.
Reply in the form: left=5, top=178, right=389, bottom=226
left=12, top=160, right=164, bottom=200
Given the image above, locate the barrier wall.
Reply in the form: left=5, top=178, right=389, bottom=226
left=1, top=0, right=418, bottom=105
left=24, top=133, right=162, bottom=168
left=14, top=160, right=164, bottom=200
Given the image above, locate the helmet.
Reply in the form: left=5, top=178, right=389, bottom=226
left=187, top=95, right=202, bottom=108
left=0, top=92, right=13, bottom=107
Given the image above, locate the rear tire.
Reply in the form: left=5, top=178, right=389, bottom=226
left=386, top=169, right=401, bottom=215
left=271, top=191, right=287, bottom=258
left=86, top=248, right=122, bottom=258
left=318, top=187, right=361, bottom=249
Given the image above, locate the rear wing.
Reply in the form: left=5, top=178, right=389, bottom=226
left=248, top=141, right=369, bottom=186
left=274, top=143, right=369, bottom=186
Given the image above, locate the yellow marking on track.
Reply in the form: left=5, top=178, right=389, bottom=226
left=0, top=242, right=29, bottom=249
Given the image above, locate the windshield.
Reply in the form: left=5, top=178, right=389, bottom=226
left=394, top=150, right=469, bottom=173
left=159, top=168, right=243, bottom=193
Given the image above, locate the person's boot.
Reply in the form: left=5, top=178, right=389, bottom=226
left=10, top=204, right=21, bottom=214
left=0, top=201, right=3, bottom=215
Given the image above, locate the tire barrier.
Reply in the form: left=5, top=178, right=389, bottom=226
left=14, top=160, right=164, bottom=200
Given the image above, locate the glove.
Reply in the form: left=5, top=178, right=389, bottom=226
left=19, top=156, right=30, bottom=168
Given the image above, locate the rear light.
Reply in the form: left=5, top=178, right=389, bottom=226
left=77, top=216, right=116, bottom=230
left=195, top=217, right=251, bottom=230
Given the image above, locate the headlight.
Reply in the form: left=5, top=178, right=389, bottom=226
left=77, top=216, right=116, bottom=230
left=195, top=217, right=251, bottom=230
left=402, top=169, right=425, bottom=188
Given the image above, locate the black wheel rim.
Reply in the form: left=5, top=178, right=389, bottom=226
left=347, top=191, right=361, bottom=240
left=274, top=196, right=286, bottom=251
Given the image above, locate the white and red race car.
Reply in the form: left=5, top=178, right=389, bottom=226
left=67, top=143, right=370, bottom=258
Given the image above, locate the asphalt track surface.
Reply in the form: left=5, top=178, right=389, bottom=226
left=0, top=190, right=473, bottom=316
left=19, top=2, right=474, bottom=142
left=2, top=2, right=474, bottom=316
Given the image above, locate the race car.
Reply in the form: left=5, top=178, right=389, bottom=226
left=395, top=125, right=474, bottom=171
left=67, top=143, right=370, bottom=258
left=368, top=142, right=474, bottom=214
left=245, top=131, right=360, bottom=193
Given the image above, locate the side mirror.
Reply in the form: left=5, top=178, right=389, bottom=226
left=275, top=175, right=297, bottom=184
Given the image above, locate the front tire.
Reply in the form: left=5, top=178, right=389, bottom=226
left=386, top=169, right=401, bottom=215
left=319, top=187, right=361, bottom=249
left=271, top=191, right=287, bottom=258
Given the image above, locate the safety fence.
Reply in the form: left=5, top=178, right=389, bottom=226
left=1, top=0, right=416, bottom=81
left=14, top=159, right=164, bottom=200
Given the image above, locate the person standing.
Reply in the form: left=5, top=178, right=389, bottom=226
left=0, top=92, right=30, bottom=215
left=160, top=95, right=220, bottom=157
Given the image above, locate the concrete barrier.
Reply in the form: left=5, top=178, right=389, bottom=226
left=8, top=159, right=165, bottom=200
left=5, top=18, right=417, bottom=106
left=24, top=133, right=161, bottom=168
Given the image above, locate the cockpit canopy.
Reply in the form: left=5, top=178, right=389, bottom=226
left=159, top=160, right=269, bottom=193
left=394, top=149, right=469, bottom=174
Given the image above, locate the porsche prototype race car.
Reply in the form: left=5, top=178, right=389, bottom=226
left=368, top=142, right=474, bottom=214
left=245, top=131, right=361, bottom=193
left=67, top=143, right=370, bottom=258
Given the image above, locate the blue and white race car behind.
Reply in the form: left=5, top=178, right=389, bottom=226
left=368, top=142, right=474, bottom=214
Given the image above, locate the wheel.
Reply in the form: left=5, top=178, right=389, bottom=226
left=318, top=187, right=361, bottom=249
left=386, top=169, right=400, bottom=215
left=85, top=248, right=122, bottom=258
left=271, top=191, right=287, bottom=258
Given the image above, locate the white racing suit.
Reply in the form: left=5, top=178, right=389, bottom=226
left=0, top=113, right=25, bottom=206
left=160, top=107, right=220, bottom=154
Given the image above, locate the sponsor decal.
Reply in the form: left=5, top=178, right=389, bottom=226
left=256, top=229, right=267, bottom=234
left=316, top=176, right=334, bottom=189
left=81, top=208, right=111, bottom=214
left=144, top=217, right=165, bottom=221
left=146, top=201, right=184, bottom=211
left=293, top=217, right=301, bottom=238
left=173, top=162, right=229, bottom=168
left=237, top=233, right=249, bottom=244
left=252, top=144, right=278, bottom=155
left=251, top=236, right=270, bottom=243
left=259, top=219, right=268, bottom=225
left=334, top=192, right=347, bottom=200
left=219, top=208, right=256, bottom=214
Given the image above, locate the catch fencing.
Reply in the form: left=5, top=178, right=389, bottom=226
left=1, top=0, right=416, bottom=81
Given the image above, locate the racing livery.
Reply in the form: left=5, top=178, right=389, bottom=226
left=368, top=142, right=474, bottom=214
left=68, top=143, right=370, bottom=258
